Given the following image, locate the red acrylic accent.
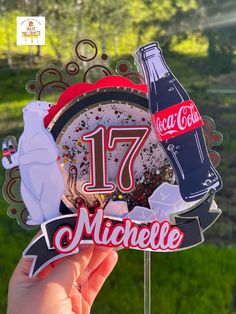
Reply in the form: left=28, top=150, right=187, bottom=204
left=44, top=76, right=147, bottom=127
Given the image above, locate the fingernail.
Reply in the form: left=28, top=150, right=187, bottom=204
left=95, top=245, right=113, bottom=252
left=79, top=243, right=94, bottom=251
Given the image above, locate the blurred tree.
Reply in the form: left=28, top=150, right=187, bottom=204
left=0, top=0, right=16, bottom=67
left=19, top=0, right=80, bottom=61
left=0, top=0, right=81, bottom=62
left=128, top=0, right=236, bottom=74
left=79, top=0, right=130, bottom=55
left=128, top=0, right=198, bottom=50
left=197, top=0, right=236, bottom=73
left=1, top=0, right=43, bottom=61
left=1, top=0, right=235, bottom=70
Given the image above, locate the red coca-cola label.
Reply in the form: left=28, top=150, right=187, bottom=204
left=152, top=100, right=203, bottom=141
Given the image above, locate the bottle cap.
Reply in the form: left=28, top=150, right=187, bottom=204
left=138, top=42, right=162, bottom=58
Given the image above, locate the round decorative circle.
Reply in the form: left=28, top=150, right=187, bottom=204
left=39, top=68, right=63, bottom=86
left=75, top=39, right=98, bottom=61
left=83, top=65, right=112, bottom=82
left=101, top=53, right=109, bottom=60
left=65, top=62, right=80, bottom=76
left=116, top=60, right=132, bottom=75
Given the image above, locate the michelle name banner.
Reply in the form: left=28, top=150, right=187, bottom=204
left=23, top=191, right=220, bottom=277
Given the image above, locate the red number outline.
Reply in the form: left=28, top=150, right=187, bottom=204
left=107, top=126, right=151, bottom=192
left=81, top=125, right=115, bottom=193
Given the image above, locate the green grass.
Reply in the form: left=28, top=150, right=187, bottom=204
left=0, top=199, right=34, bottom=312
left=93, top=246, right=236, bottom=314
left=0, top=54, right=236, bottom=313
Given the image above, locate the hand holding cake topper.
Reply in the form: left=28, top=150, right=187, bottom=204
left=2, top=100, right=65, bottom=225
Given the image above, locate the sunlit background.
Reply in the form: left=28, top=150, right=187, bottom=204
left=0, top=1, right=236, bottom=313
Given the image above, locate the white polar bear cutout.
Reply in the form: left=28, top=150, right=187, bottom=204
left=2, top=101, right=65, bottom=225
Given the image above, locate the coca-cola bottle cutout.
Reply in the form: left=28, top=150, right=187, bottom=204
left=8, top=137, right=17, bottom=155
left=2, top=141, right=12, bottom=164
left=136, top=42, right=223, bottom=201
left=2, top=136, right=18, bottom=165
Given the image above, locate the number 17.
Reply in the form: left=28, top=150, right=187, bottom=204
left=81, top=125, right=150, bottom=193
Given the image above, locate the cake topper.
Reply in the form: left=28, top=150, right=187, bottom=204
left=1, top=39, right=223, bottom=277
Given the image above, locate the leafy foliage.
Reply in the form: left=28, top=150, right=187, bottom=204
left=0, top=0, right=235, bottom=69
